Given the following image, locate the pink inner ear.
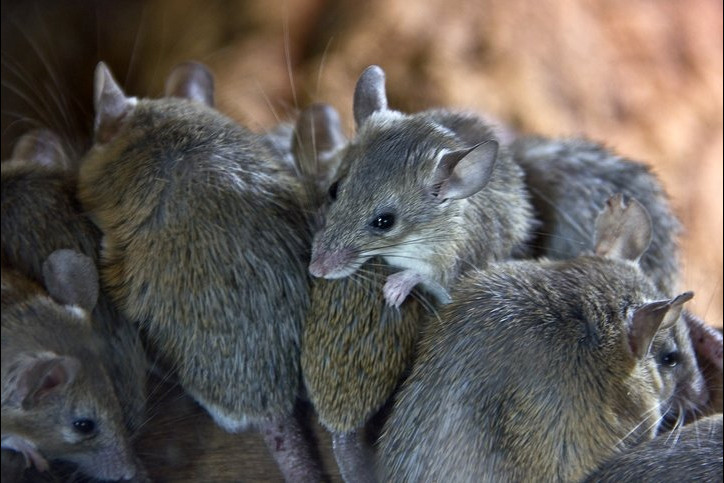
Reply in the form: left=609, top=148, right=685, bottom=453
left=34, top=363, right=68, bottom=400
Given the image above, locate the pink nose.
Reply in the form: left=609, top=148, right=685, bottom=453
left=308, top=245, right=353, bottom=278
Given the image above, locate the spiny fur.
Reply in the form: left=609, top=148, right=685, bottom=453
left=78, top=97, right=311, bottom=424
left=378, top=256, right=683, bottom=482
left=512, top=136, right=680, bottom=296
left=301, top=258, right=425, bottom=432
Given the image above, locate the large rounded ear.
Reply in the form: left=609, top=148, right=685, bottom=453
left=430, top=140, right=498, bottom=201
left=164, top=61, right=214, bottom=107
left=292, top=103, right=347, bottom=185
left=629, top=292, right=694, bottom=359
left=41, top=249, right=99, bottom=312
left=594, top=194, right=652, bottom=262
left=4, top=352, right=80, bottom=409
left=353, top=65, right=387, bottom=129
left=11, top=129, right=69, bottom=170
left=94, top=62, right=135, bottom=144
left=684, top=311, right=723, bottom=412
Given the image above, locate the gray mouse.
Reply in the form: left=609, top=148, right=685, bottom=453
left=510, top=136, right=712, bottom=427
left=77, top=61, right=323, bottom=481
left=2, top=250, right=138, bottom=481
left=377, top=195, right=697, bottom=482
left=291, top=103, right=427, bottom=483
left=308, top=65, right=535, bottom=308
left=583, top=412, right=722, bottom=482
left=1, top=129, right=149, bottom=444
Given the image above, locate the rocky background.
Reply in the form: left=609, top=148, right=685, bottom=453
left=2, top=0, right=720, bottom=329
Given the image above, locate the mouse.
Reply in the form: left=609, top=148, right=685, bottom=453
left=377, top=195, right=698, bottom=482
left=2, top=249, right=138, bottom=481
left=583, top=412, right=722, bottom=482
left=308, top=65, right=535, bottom=308
left=511, top=135, right=680, bottom=296
left=1, top=128, right=149, bottom=445
left=77, top=60, right=324, bottom=481
left=509, top=136, right=712, bottom=428
left=291, top=103, right=427, bottom=483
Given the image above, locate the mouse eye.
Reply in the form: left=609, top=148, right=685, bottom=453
left=328, top=180, right=339, bottom=200
left=72, top=418, right=96, bottom=435
left=659, top=351, right=680, bottom=368
left=370, top=212, right=395, bottom=231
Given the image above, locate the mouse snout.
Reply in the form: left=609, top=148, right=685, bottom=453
left=309, top=243, right=355, bottom=279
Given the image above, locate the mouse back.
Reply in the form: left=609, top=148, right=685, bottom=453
left=378, top=195, right=695, bottom=482
left=78, top=61, right=311, bottom=424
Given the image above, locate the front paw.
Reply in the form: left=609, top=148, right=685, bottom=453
left=383, top=271, right=421, bottom=308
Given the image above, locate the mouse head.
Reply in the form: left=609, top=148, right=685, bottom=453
left=309, top=65, right=499, bottom=279
left=587, top=195, right=697, bottom=437
left=2, top=250, right=137, bottom=480
left=594, top=194, right=707, bottom=426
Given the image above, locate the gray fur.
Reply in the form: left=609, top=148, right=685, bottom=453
left=512, top=135, right=680, bottom=296
left=583, top=413, right=723, bottom=482
left=1, top=265, right=137, bottom=481
left=0, top=131, right=149, bottom=447
left=377, top=199, right=695, bottom=482
left=512, top=137, right=708, bottom=426
left=310, top=66, right=535, bottom=307
left=78, top=62, right=322, bottom=480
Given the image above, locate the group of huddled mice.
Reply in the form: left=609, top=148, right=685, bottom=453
left=2, top=60, right=722, bottom=483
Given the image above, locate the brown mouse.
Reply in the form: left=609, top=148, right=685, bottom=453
left=292, top=103, right=427, bottom=483
left=378, top=195, right=696, bottom=482
left=308, top=65, right=535, bottom=308
left=2, top=250, right=138, bottom=481
left=77, top=61, right=323, bottom=481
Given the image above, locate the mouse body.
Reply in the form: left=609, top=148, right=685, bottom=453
left=583, top=412, right=722, bottom=482
left=77, top=61, right=322, bottom=481
left=511, top=136, right=711, bottom=426
left=308, top=65, right=535, bottom=308
left=291, top=103, right=427, bottom=483
left=378, top=196, right=696, bottom=482
left=2, top=251, right=138, bottom=481
left=1, top=129, right=149, bottom=442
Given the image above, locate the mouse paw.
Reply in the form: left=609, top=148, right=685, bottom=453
left=384, top=270, right=422, bottom=308
left=1, top=436, right=49, bottom=472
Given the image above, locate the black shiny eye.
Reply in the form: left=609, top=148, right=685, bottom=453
left=72, top=419, right=96, bottom=435
left=370, top=213, right=395, bottom=231
left=328, top=181, right=339, bottom=200
left=660, top=351, right=680, bottom=368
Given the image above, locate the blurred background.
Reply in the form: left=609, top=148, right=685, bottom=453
left=2, top=0, right=721, bottom=328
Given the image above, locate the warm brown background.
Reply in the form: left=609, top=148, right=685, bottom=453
left=2, top=0, right=721, bottom=329
left=1, top=1, right=721, bottom=481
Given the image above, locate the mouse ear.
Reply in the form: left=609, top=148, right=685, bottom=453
left=5, top=353, right=80, bottom=409
left=292, top=103, right=347, bottom=188
left=42, top=249, right=99, bottom=313
left=430, top=140, right=498, bottom=201
left=165, top=61, right=215, bottom=107
left=11, top=129, right=70, bottom=171
left=353, top=65, right=388, bottom=129
left=629, top=292, right=694, bottom=359
left=594, top=194, right=652, bottom=262
left=94, top=62, right=135, bottom=144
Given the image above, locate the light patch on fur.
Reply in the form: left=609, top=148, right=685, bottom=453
left=187, top=390, right=254, bottom=433
left=322, top=257, right=367, bottom=280
left=65, top=305, right=89, bottom=320
left=363, top=109, right=407, bottom=131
